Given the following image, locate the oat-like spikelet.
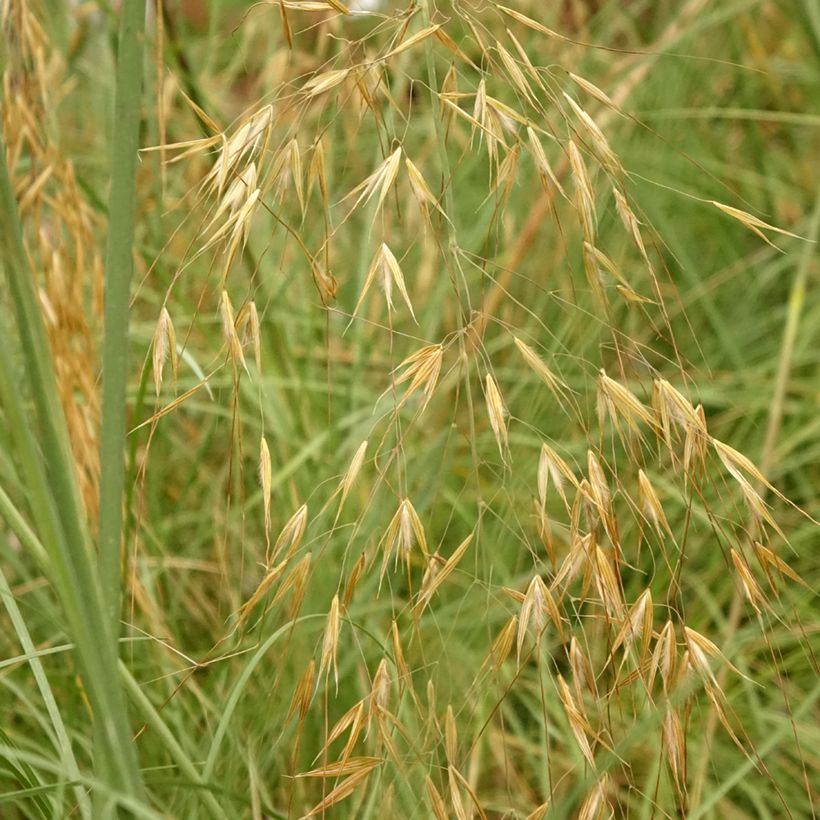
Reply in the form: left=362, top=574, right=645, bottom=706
left=343, top=553, right=366, bottom=610
left=151, top=306, right=177, bottom=396
left=237, top=559, right=288, bottom=627
left=597, top=370, right=654, bottom=436
left=414, top=533, right=473, bottom=618
left=271, top=552, right=312, bottom=618
left=485, top=615, right=517, bottom=674
left=637, top=469, right=672, bottom=539
left=663, top=706, right=687, bottom=795
left=369, top=658, right=391, bottom=726
left=236, top=300, right=261, bottom=372
left=568, top=72, right=621, bottom=115
left=351, top=243, right=417, bottom=325
left=484, top=373, right=509, bottom=460
left=219, top=290, right=246, bottom=371
left=711, top=199, right=801, bottom=247
left=287, top=659, right=316, bottom=725
left=517, top=575, right=562, bottom=660
left=568, top=140, right=597, bottom=243
left=514, top=336, right=569, bottom=403
left=610, top=589, right=653, bottom=663
left=345, top=146, right=402, bottom=214
left=269, top=502, right=308, bottom=564
left=380, top=498, right=428, bottom=584
left=426, top=776, right=450, bottom=820
left=538, top=443, right=577, bottom=511
left=405, top=156, right=448, bottom=223
left=526, top=127, right=566, bottom=197
left=563, top=93, right=622, bottom=177
left=556, top=675, right=597, bottom=768
left=319, top=594, right=341, bottom=689
left=649, top=620, right=677, bottom=694
left=569, top=637, right=598, bottom=700
left=259, top=436, right=272, bottom=544
left=613, top=188, right=649, bottom=264
left=524, top=802, right=550, bottom=820
left=335, top=440, right=367, bottom=512
left=683, top=626, right=743, bottom=685
left=730, top=549, right=770, bottom=614
left=578, top=774, right=611, bottom=820
left=392, top=343, right=444, bottom=412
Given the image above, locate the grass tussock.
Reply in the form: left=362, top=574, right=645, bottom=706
left=0, top=0, right=819, bottom=817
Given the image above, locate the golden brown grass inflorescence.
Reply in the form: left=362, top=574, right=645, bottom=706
left=1, top=0, right=816, bottom=817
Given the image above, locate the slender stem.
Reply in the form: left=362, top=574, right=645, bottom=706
left=98, top=0, right=147, bottom=626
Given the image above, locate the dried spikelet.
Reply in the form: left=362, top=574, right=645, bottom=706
left=552, top=531, right=594, bottom=593
left=495, top=41, right=535, bottom=104
left=637, top=470, right=672, bottom=538
left=236, top=300, right=262, bottom=372
left=492, top=143, right=521, bottom=204
left=381, top=24, right=440, bottom=61
left=343, top=553, right=366, bottom=610
left=569, top=72, right=621, bottom=115
left=447, top=765, right=469, bottom=820
left=307, top=137, right=328, bottom=212
left=506, top=29, right=548, bottom=96
left=653, top=379, right=706, bottom=463
left=269, top=138, right=304, bottom=213
left=380, top=498, right=427, bottom=583
left=526, top=127, right=566, bottom=197
left=514, top=337, right=569, bottom=403
left=426, top=776, right=450, bottom=820
left=569, top=637, right=598, bottom=699
left=578, top=774, right=611, bottom=820
left=730, top=549, right=770, bottom=614
left=440, top=64, right=459, bottom=129
left=345, top=146, right=402, bottom=214
left=297, top=756, right=381, bottom=780
left=484, top=374, right=509, bottom=459
left=303, top=68, right=351, bottom=99
left=535, top=503, right=555, bottom=566
left=414, top=533, right=473, bottom=617
left=435, top=27, right=479, bottom=68
left=517, top=576, right=563, bottom=659
left=613, top=188, right=649, bottom=263
left=369, top=658, right=391, bottom=725
left=497, top=5, right=567, bottom=41
left=336, top=440, right=367, bottom=512
left=597, top=370, right=655, bottom=435
left=351, top=243, right=417, bottom=325
left=525, top=803, right=550, bottom=820
left=568, top=140, right=597, bottom=243
left=663, top=707, right=687, bottom=792
left=237, top=559, right=288, bottom=626
left=704, top=680, right=746, bottom=753
left=649, top=620, right=677, bottom=693
left=538, top=443, right=577, bottom=510
left=556, top=675, right=597, bottom=768
left=405, top=156, right=448, bottom=222
left=287, top=659, right=315, bottom=724
left=319, top=595, right=341, bottom=689
left=487, top=615, right=517, bottom=673
left=269, top=502, right=308, bottom=564
left=711, top=200, right=801, bottom=247
left=392, top=343, right=444, bottom=412
left=610, top=589, right=653, bottom=662
left=319, top=700, right=363, bottom=758
left=449, top=765, right=488, bottom=820
left=219, top=290, right=246, bottom=370
left=271, top=552, right=312, bottom=617
left=298, top=765, right=376, bottom=819
left=259, top=436, right=272, bottom=541
left=683, top=626, right=743, bottom=684
left=587, top=451, right=619, bottom=547
left=584, top=242, right=654, bottom=304
left=593, top=546, right=624, bottom=621
left=752, top=541, right=807, bottom=590
left=206, top=106, right=273, bottom=197
left=444, top=704, right=458, bottom=764
left=563, top=93, right=622, bottom=176
left=151, top=307, right=177, bottom=395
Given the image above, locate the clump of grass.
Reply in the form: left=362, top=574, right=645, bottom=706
left=1, top=0, right=818, bottom=818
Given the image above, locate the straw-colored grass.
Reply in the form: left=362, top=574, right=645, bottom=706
left=0, top=0, right=818, bottom=817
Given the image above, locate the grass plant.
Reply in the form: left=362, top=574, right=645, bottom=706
left=0, top=0, right=818, bottom=817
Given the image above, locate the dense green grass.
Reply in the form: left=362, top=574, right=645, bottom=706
left=0, top=0, right=818, bottom=817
